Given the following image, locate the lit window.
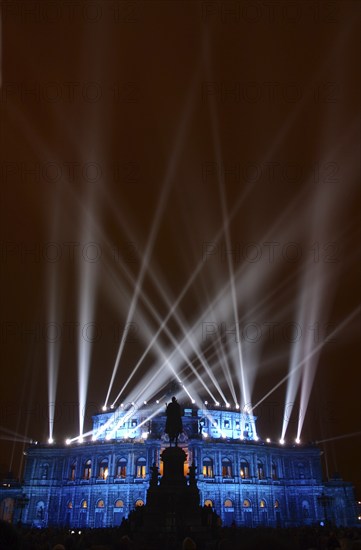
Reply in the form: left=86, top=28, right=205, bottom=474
left=257, top=460, right=265, bottom=480
left=136, top=457, right=146, bottom=479
left=116, top=458, right=127, bottom=479
left=67, top=501, right=73, bottom=509
left=260, top=499, right=267, bottom=508
left=204, top=499, right=213, bottom=507
left=274, top=500, right=279, bottom=509
left=135, top=499, right=144, bottom=507
left=70, top=462, right=76, bottom=481
left=81, top=500, right=88, bottom=509
left=98, top=459, right=109, bottom=480
left=41, top=464, right=49, bottom=480
left=240, top=459, right=250, bottom=479
left=83, top=460, right=91, bottom=480
left=222, top=458, right=233, bottom=478
left=114, top=499, right=124, bottom=508
left=97, top=499, right=105, bottom=508
left=202, top=457, right=214, bottom=478
left=243, top=499, right=251, bottom=508
left=224, top=499, right=233, bottom=508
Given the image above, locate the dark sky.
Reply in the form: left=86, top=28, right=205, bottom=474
left=0, top=1, right=360, bottom=496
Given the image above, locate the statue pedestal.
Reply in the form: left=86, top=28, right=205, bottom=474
left=160, top=447, right=187, bottom=485
left=141, top=447, right=201, bottom=534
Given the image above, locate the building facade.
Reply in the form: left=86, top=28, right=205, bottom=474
left=1, top=405, right=357, bottom=527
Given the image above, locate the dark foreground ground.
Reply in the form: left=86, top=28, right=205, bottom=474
left=0, top=522, right=361, bottom=550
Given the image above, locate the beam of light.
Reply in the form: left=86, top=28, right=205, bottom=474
left=105, top=259, right=221, bottom=407
left=0, top=6, right=2, bottom=88
left=296, top=274, right=328, bottom=443
left=315, top=432, right=361, bottom=444
left=3, top=94, right=210, bottom=412
left=123, top=240, right=301, bottom=411
left=251, top=305, right=361, bottom=412
left=296, top=169, right=348, bottom=442
left=46, top=193, right=63, bottom=445
left=131, top=360, right=209, bottom=408
left=9, top=76, right=341, bottom=424
left=103, top=405, right=166, bottom=441
left=0, top=426, right=32, bottom=441
left=77, top=203, right=99, bottom=439
left=280, top=360, right=302, bottom=443
left=104, top=178, right=172, bottom=408
left=104, top=72, right=199, bottom=408
left=162, top=170, right=322, bottom=408
left=77, top=268, right=97, bottom=439
left=280, top=276, right=307, bottom=442
left=0, top=435, right=33, bottom=443
left=102, top=190, right=231, bottom=406
left=95, top=403, right=138, bottom=440
left=110, top=161, right=280, bottom=403
left=207, top=49, right=251, bottom=412
left=196, top=277, right=238, bottom=404
left=159, top=207, right=307, bottom=406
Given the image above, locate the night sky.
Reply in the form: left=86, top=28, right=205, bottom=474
left=0, top=1, right=360, bottom=497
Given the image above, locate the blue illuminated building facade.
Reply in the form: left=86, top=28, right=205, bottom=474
left=1, top=406, right=357, bottom=527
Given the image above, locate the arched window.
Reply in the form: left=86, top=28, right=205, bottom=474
left=116, top=458, right=127, bottom=479
left=298, top=463, right=305, bottom=479
left=0, top=498, right=15, bottom=523
left=222, top=458, right=232, bottom=478
left=271, top=462, right=277, bottom=480
left=243, top=423, right=250, bottom=439
left=274, top=499, right=279, bottom=509
left=113, top=498, right=125, bottom=527
left=69, top=461, right=76, bottom=481
left=243, top=498, right=252, bottom=527
left=67, top=501, right=73, bottom=509
left=41, top=464, right=49, bottom=480
left=96, top=499, right=105, bottom=508
left=302, top=500, right=310, bottom=518
left=240, top=459, right=250, bottom=479
left=135, top=499, right=144, bottom=507
left=223, top=498, right=234, bottom=526
left=98, top=458, right=109, bottom=480
left=83, top=459, right=91, bottom=480
left=257, top=459, right=265, bottom=480
left=36, top=501, right=45, bottom=519
left=81, top=499, right=88, bottom=509
left=259, top=498, right=268, bottom=525
left=202, top=457, right=214, bottom=478
left=204, top=499, right=213, bottom=507
left=136, top=457, right=146, bottom=479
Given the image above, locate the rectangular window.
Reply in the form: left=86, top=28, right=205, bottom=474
left=203, top=464, right=213, bottom=478
left=117, top=466, right=126, bottom=478
left=136, top=465, right=146, bottom=478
